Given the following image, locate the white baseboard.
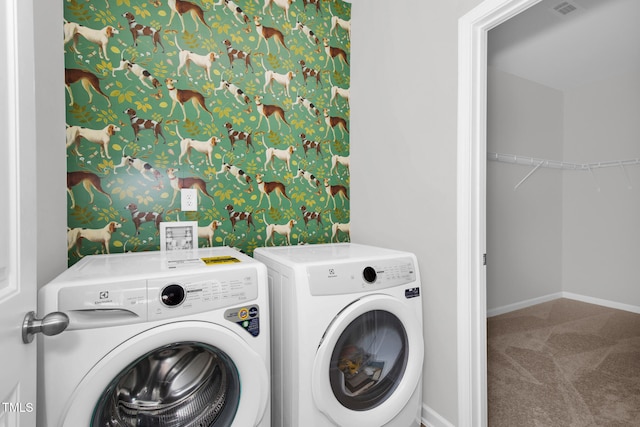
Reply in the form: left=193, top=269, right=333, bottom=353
left=562, top=292, right=640, bottom=314
left=487, top=292, right=640, bottom=317
left=487, top=292, right=563, bottom=317
left=422, top=403, right=455, bottom=427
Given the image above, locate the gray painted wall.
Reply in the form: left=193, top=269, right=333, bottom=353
left=351, top=0, right=485, bottom=424
left=562, top=71, right=640, bottom=307
left=486, top=68, right=564, bottom=311
left=486, top=67, right=640, bottom=312
left=35, top=0, right=66, bottom=287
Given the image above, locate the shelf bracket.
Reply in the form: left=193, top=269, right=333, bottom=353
left=514, top=161, right=544, bottom=190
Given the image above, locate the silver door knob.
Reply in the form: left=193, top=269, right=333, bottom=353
left=22, top=311, right=69, bottom=344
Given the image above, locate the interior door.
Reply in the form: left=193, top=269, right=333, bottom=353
left=0, top=0, right=38, bottom=425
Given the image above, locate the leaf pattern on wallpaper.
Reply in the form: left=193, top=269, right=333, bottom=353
left=65, top=0, right=351, bottom=265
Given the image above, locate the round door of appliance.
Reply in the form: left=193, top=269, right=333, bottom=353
left=312, top=294, right=424, bottom=427
left=60, top=321, right=269, bottom=427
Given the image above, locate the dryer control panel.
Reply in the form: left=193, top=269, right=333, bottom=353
left=307, top=257, right=416, bottom=296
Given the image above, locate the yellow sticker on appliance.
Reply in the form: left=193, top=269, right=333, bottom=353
left=201, top=256, right=241, bottom=265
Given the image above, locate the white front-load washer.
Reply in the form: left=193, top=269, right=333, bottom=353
left=38, top=247, right=270, bottom=427
left=254, top=243, right=423, bottom=427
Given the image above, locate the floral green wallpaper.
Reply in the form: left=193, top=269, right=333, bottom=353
left=65, top=0, right=351, bottom=265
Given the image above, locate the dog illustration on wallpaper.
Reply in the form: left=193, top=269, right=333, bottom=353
left=198, top=220, right=223, bottom=247
left=330, top=11, right=351, bottom=40
left=67, top=171, right=113, bottom=210
left=324, top=178, right=349, bottom=209
left=123, top=108, right=166, bottom=144
left=122, top=12, right=165, bottom=53
left=262, top=0, right=293, bottom=22
left=254, top=16, right=290, bottom=55
left=299, top=205, right=323, bottom=229
left=222, top=39, right=254, bottom=72
left=260, top=59, right=295, bottom=97
left=299, top=133, right=322, bottom=157
left=256, top=173, right=292, bottom=209
left=224, top=122, right=256, bottom=153
left=111, top=56, right=162, bottom=89
left=176, top=125, right=220, bottom=166
left=66, top=123, right=120, bottom=159
left=67, top=221, right=122, bottom=257
left=225, top=204, right=256, bottom=232
left=293, top=95, right=320, bottom=119
left=65, top=68, right=111, bottom=107
left=167, top=0, right=213, bottom=35
left=174, top=36, right=219, bottom=81
left=292, top=20, right=319, bottom=46
left=298, top=60, right=322, bottom=87
left=216, top=0, right=250, bottom=27
left=124, top=203, right=163, bottom=235
left=263, top=213, right=297, bottom=246
left=323, top=108, right=349, bottom=139
left=330, top=217, right=350, bottom=243
left=63, top=20, right=119, bottom=61
left=166, top=167, right=216, bottom=206
left=255, top=95, right=290, bottom=132
left=329, top=145, right=350, bottom=175
left=113, top=152, right=164, bottom=189
left=328, top=75, right=350, bottom=107
left=302, top=0, right=321, bottom=15
left=263, top=138, right=295, bottom=171
left=215, top=160, right=254, bottom=189
left=215, top=79, right=251, bottom=108
left=165, top=78, right=214, bottom=121
left=323, top=38, right=349, bottom=71
left=295, top=168, right=320, bottom=190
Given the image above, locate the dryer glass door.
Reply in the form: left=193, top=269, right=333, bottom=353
left=330, top=310, right=407, bottom=410
left=91, top=341, right=240, bottom=427
left=312, top=294, right=424, bottom=427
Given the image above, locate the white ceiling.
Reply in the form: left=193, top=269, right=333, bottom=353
left=488, top=0, right=640, bottom=91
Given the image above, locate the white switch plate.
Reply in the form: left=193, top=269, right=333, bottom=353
left=181, top=188, right=197, bottom=211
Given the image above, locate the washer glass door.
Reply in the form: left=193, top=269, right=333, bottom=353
left=91, top=341, right=240, bottom=427
left=60, top=322, right=268, bottom=427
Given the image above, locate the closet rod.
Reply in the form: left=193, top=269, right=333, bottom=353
left=488, top=152, right=640, bottom=171
left=488, top=152, right=640, bottom=190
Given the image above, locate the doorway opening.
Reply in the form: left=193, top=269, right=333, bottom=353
left=459, top=0, right=640, bottom=425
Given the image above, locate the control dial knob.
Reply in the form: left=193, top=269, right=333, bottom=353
left=161, top=284, right=186, bottom=307
left=363, top=266, right=377, bottom=283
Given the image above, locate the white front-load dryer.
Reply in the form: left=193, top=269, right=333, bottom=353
left=254, top=243, right=424, bottom=427
left=38, top=247, right=270, bottom=427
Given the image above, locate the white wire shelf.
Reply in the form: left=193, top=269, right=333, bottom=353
left=487, top=152, right=640, bottom=191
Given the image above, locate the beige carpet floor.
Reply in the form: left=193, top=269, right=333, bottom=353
left=487, top=298, right=640, bottom=426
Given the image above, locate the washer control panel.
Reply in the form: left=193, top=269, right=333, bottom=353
left=307, top=257, right=416, bottom=296
left=148, top=270, right=258, bottom=320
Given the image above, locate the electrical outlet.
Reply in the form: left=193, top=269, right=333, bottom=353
left=181, top=188, right=197, bottom=211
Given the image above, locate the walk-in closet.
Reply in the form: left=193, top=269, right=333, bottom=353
left=485, top=0, right=640, bottom=425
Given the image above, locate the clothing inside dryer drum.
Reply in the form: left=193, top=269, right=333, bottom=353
left=330, top=310, right=409, bottom=411
left=91, top=342, right=240, bottom=427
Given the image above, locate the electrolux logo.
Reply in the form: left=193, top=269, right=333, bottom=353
left=95, top=290, right=113, bottom=305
